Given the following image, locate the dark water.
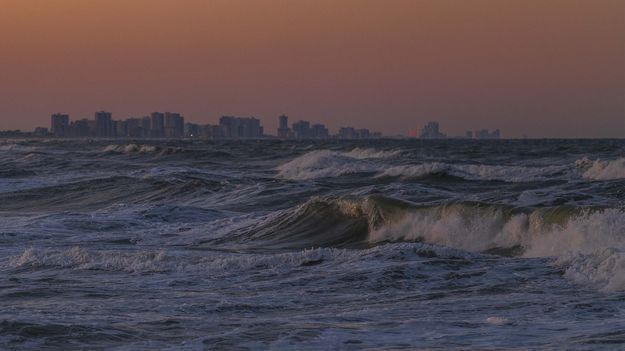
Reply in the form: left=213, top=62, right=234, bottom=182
left=1, top=139, right=624, bottom=350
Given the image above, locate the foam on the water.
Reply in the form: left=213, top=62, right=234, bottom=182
left=576, top=157, right=625, bottom=180
left=102, top=144, right=159, bottom=154
left=2, top=139, right=625, bottom=349
left=277, top=149, right=568, bottom=182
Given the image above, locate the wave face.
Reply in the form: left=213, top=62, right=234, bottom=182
left=576, top=157, right=625, bottom=180
left=277, top=148, right=580, bottom=182
left=206, top=194, right=625, bottom=291
left=1, top=139, right=625, bottom=350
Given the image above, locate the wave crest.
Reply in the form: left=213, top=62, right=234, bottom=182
left=276, top=150, right=377, bottom=180
left=276, top=149, right=563, bottom=182
left=102, top=144, right=159, bottom=154
left=211, top=194, right=625, bottom=292
left=378, top=163, right=563, bottom=182
left=576, top=157, right=625, bottom=180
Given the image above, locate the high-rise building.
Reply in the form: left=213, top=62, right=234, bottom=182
left=311, top=124, right=329, bottom=139
left=420, top=121, right=446, bottom=139
left=150, top=112, right=165, bottom=137
left=277, top=115, right=291, bottom=138
left=69, top=119, right=92, bottom=137
left=141, top=116, right=151, bottom=137
left=357, top=129, right=371, bottom=139
left=51, top=113, right=69, bottom=137
left=33, top=127, right=49, bottom=137
left=95, top=111, right=113, bottom=138
left=218, top=116, right=263, bottom=139
left=338, top=127, right=357, bottom=139
left=125, top=118, right=143, bottom=138
left=219, top=116, right=239, bottom=138
left=184, top=123, right=201, bottom=137
left=474, top=129, right=500, bottom=139
left=164, top=112, right=184, bottom=138
left=114, top=120, right=128, bottom=138
left=292, top=120, right=311, bottom=139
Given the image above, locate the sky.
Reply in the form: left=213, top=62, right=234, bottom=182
left=0, top=0, right=623, bottom=138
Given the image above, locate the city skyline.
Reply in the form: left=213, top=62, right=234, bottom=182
left=7, top=109, right=508, bottom=138
left=2, top=109, right=502, bottom=140
left=9, top=110, right=385, bottom=139
left=0, top=1, right=622, bottom=138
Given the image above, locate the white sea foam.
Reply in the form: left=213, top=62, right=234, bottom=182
left=576, top=157, right=625, bottom=180
left=369, top=207, right=625, bottom=291
left=557, top=249, right=625, bottom=292
left=7, top=246, right=356, bottom=274
left=379, top=163, right=565, bottom=182
left=486, top=316, right=510, bottom=326
left=369, top=206, right=529, bottom=252
left=343, top=148, right=401, bottom=159
left=277, top=149, right=564, bottom=182
left=0, top=144, right=38, bottom=152
left=103, top=144, right=158, bottom=154
left=276, top=150, right=378, bottom=180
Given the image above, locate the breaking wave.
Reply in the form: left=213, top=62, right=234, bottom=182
left=208, top=195, right=625, bottom=291
left=276, top=149, right=564, bottom=182
left=276, top=150, right=378, bottom=180
left=378, top=163, right=565, bottom=182
left=0, top=174, right=228, bottom=212
left=6, top=243, right=472, bottom=276
left=0, top=143, right=38, bottom=153
left=103, top=144, right=158, bottom=154
left=576, top=157, right=625, bottom=180
left=101, top=144, right=185, bottom=156
left=343, top=148, right=401, bottom=159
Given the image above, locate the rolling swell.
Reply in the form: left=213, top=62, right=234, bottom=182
left=276, top=149, right=570, bottom=182
left=0, top=174, right=228, bottom=212
left=202, top=195, right=621, bottom=253
left=206, top=194, right=625, bottom=291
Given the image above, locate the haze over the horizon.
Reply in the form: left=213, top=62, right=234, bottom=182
left=0, top=0, right=623, bottom=138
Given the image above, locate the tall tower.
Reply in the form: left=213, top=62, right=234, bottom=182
left=50, top=113, right=69, bottom=137
left=95, top=111, right=112, bottom=138
left=278, top=115, right=290, bottom=138
left=150, top=112, right=165, bottom=137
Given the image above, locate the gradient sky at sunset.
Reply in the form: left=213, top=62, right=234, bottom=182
left=0, top=0, right=623, bottom=137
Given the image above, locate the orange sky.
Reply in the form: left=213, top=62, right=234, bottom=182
left=0, top=0, right=623, bottom=137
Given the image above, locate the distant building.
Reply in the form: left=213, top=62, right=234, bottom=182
left=292, top=120, right=311, bottom=139
left=420, top=121, right=446, bottom=139
left=95, top=111, right=113, bottom=138
left=140, top=117, right=151, bottom=137
left=338, top=127, right=357, bottom=139
left=474, top=129, right=501, bottom=139
left=51, top=113, right=69, bottom=137
left=219, top=116, right=263, bottom=139
left=277, top=115, right=291, bottom=138
left=125, top=118, right=142, bottom=138
left=151, top=112, right=165, bottom=137
left=184, top=123, right=199, bottom=137
left=33, top=127, right=49, bottom=137
left=202, top=124, right=220, bottom=138
left=357, top=129, right=370, bottom=139
left=164, top=112, right=184, bottom=138
left=69, top=119, right=92, bottom=137
left=311, top=123, right=329, bottom=139
left=466, top=131, right=473, bottom=139
left=114, top=120, right=127, bottom=137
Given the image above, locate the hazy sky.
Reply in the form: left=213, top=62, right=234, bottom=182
left=0, top=0, right=623, bottom=137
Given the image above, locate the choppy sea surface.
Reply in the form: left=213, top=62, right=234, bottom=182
left=1, top=138, right=625, bottom=350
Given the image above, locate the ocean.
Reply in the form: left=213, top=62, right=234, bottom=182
left=1, top=138, right=624, bottom=350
